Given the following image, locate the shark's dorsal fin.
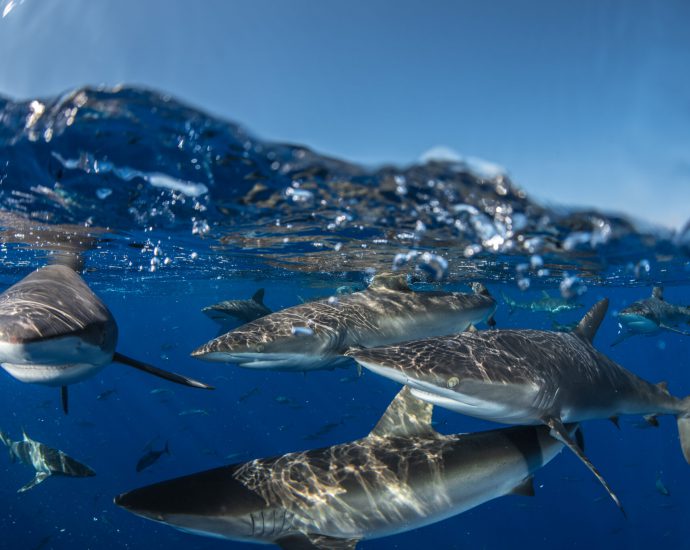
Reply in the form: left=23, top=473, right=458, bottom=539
left=656, top=381, right=669, bottom=395
left=541, top=290, right=550, bottom=299
left=21, top=428, right=29, bottom=442
left=652, top=287, right=664, bottom=300
left=369, top=386, right=436, bottom=438
left=574, top=298, right=608, bottom=343
left=368, top=273, right=410, bottom=292
left=251, top=288, right=265, bottom=304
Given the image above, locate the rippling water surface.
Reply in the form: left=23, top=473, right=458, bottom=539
left=0, top=87, right=688, bottom=549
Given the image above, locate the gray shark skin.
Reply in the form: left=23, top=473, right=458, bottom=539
left=116, top=387, right=571, bottom=549
left=0, top=429, right=95, bottom=492
left=347, top=299, right=690, bottom=514
left=613, top=286, right=690, bottom=345
left=0, top=264, right=212, bottom=413
left=501, top=290, right=582, bottom=315
left=191, top=274, right=497, bottom=372
left=202, top=288, right=272, bottom=326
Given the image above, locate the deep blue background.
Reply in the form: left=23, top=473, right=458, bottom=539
left=0, top=277, right=688, bottom=549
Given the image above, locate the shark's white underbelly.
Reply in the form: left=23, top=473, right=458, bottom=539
left=0, top=337, right=111, bottom=385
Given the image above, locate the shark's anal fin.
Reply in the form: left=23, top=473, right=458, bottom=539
left=369, top=386, right=436, bottom=438
left=61, top=386, right=69, bottom=415
left=574, top=299, right=608, bottom=344
left=276, top=534, right=359, bottom=550
left=252, top=288, right=265, bottom=304
left=18, top=472, right=49, bottom=493
left=543, top=416, right=626, bottom=517
left=113, top=352, right=215, bottom=390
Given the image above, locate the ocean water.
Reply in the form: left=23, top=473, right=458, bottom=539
left=0, top=86, right=689, bottom=549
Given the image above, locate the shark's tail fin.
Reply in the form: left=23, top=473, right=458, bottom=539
left=0, top=431, right=12, bottom=447
left=677, top=397, right=690, bottom=464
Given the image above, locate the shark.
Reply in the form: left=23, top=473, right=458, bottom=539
left=0, top=264, right=213, bottom=413
left=501, top=290, right=582, bottom=315
left=191, top=273, right=497, bottom=372
left=613, top=286, right=690, bottom=346
left=0, top=428, right=96, bottom=492
left=347, top=299, right=690, bottom=515
left=202, top=288, right=272, bottom=327
left=115, top=387, right=574, bottom=549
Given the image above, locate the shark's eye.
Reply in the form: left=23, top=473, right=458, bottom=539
left=447, top=376, right=460, bottom=388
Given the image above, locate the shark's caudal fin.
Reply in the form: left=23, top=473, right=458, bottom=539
left=251, top=288, right=265, bottom=304
left=499, top=290, right=515, bottom=315
left=471, top=283, right=496, bottom=327
left=369, top=386, right=437, bottom=439
left=113, top=353, right=214, bottom=390
left=0, top=430, right=12, bottom=448
left=543, top=416, right=625, bottom=517
left=574, top=298, right=608, bottom=344
left=677, top=397, right=690, bottom=464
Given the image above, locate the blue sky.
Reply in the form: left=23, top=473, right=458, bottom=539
left=1, top=0, right=688, bottom=227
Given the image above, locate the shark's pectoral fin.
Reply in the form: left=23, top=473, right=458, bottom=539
left=18, top=472, right=49, bottom=493
left=113, top=352, right=214, bottom=390
left=508, top=476, right=535, bottom=497
left=609, top=416, right=620, bottom=429
left=543, top=416, right=625, bottom=517
left=610, top=331, right=631, bottom=347
left=276, top=533, right=360, bottom=550
left=660, top=324, right=690, bottom=336
left=61, top=386, right=69, bottom=415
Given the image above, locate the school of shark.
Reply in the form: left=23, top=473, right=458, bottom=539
left=1, top=262, right=688, bottom=549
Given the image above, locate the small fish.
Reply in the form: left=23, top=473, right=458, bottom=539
left=303, top=421, right=341, bottom=441
left=238, top=387, right=260, bottom=402
left=136, top=441, right=170, bottom=472
left=96, top=388, right=117, bottom=401
left=178, top=408, right=210, bottom=417
left=150, top=388, right=175, bottom=397
left=655, top=473, right=670, bottom=496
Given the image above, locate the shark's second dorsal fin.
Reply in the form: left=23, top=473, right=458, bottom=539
left=252, top=288, right=265, bottom=304
left=368, top=273, right=410, bottom=292
left=652, top=287, right=664, bottom=300
left=21, top=428, right=29, bottom=442
left=574, top=298, right=609, bottom=344
left=369, top=386, right=436, bottom=438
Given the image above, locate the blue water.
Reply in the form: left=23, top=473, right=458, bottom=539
left=0, top=87, right=689, bottom=549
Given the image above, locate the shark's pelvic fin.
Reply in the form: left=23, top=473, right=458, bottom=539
left=508, top=476, right=535, bottom=497
left=251, top=288, right=265, bottom=304
left=113, top=352, right=215, bottom=390
left=61, top=386, right=69, bottom=415
left=18, top=472, right=49, bottom=493
left=543, top=416, right=625, bottom=517
left=369, top=386, right=436, bottom=439
left=367, top=272, right=410, bottom=292
left=276, top=533, right=359, bottom=550
left=574, top=298, right=608, bottom=344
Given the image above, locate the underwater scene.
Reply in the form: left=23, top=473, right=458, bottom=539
left=0, top=87, right=689, bottom=550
